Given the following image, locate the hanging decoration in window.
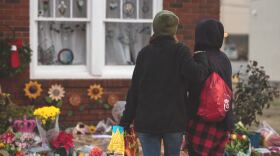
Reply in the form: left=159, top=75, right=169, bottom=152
left=58, top=1, right=68, bottom=16
left=43, top=0, right=49, bottom=14
left=38, top=45, right=55, bottom=65
left=57, top=48, right=74, bottom=65
left=142, top=1, right=149, bottom=14
left=38, top=0, right=50, bottom=17
left=76, top=0, right=84, bottom=11
left=123, top=2, right=135, bottom=17
left=38, top=22, right=86, bottom=65
left=109, top=0, right=118, bottom=10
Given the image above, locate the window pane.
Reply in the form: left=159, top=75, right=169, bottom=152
left=73, top=0, right=87, bottom=18
left=223, top=34, right=249, bottom=61
left=106, top=0, right=120, bottom=18
left=139, top=0, right=153, bottom=19
left=38, top=22, right=87, bottom=65
left=123, top=0, right=136, bottom=19
left=56, top=0, right=70, bottom=17
left=38, top=0, right=53, bottom=17
left=105, top=22, right=152, bottom=65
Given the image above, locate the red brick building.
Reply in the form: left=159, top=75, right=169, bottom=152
left=0, top=0, right=220, bottom=128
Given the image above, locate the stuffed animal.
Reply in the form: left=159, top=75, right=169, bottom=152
left=73, top=122, right=89, bottom=135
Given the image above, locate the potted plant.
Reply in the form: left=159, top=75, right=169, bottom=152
left=233, top=60, right=279, bottom=127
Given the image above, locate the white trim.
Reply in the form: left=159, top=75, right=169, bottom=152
left=30, top=0, right=38, bottom=79
left=120, top=0, right=123, bottom=19
left=53, top=0, right=56, bottom=17
left=31, top=66, right=133, bottom=80
left=102, top=66, right=134, bottom=79
left=100, top=0, right=163, bottom=79
left=104, top=18, right=153, bottom=23
left=136, top=0, right=139, bottom=19
left=90, top=0, right=106, bottom=76
left=70, top=0, right=73, bottom=18
left=35, top=17, right=90, bottom=22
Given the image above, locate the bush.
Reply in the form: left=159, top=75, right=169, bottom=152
left=233, top=60, right=279, bottom=127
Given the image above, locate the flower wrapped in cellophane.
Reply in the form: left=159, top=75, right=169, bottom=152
left=33, top=106, right=60, bottom=130
left=33, top=106, right=60, bottom=148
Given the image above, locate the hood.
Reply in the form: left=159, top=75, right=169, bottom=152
left=194, top=19, right=224, bottom=51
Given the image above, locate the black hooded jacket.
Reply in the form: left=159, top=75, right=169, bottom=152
left=120, top=36, right=209, bottom=133
left=189, top=19, right=234, bottom=130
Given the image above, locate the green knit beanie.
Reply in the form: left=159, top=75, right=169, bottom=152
left=153, top=10, right=179, bottom=36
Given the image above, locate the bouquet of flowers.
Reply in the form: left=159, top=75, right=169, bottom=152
left=0, top=129, right=36, bottom=155
left=33, top=106, right=60, bottom=130
left=33, top=106, right=60, bottom=147
left=51, top=131, right=74, bottom=155
left=124, top=128, right=139, bottom=156
left=225, top=122, right=251, bottom=156
left=0, top=129, right=16, bottom=153
left=14, top=133, right=36, bottom=151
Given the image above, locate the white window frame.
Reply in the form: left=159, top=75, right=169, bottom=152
left=30, top=0, right=163, bottom=79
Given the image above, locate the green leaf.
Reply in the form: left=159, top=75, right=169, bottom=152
left=45, top=96, right=53, bottom=104
left=67, top=110, right=73, bottom=117
left=79, top=105, right=86, bottom=111
left=56, top=100, right=63, bottom=107
left=103, top=103, right=111, bottom=110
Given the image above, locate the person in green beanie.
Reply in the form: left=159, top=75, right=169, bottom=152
left=120, top=10, right=209, bottom=156
left=150, top=10, right=179, bottom=42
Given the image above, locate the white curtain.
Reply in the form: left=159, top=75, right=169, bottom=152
left=38, top=22, right=86, bottom=65
left=105, top=23, right=151, bottom=65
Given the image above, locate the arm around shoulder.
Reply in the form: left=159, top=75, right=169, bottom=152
left=179, top=44, right=209, bottom=84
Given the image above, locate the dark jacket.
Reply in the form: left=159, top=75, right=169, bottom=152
left=120, top=36, right=209, bottom=133
left=189, top=19, right=234, bottom=131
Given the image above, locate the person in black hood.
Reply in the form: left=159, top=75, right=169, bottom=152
left=119, top=10, right=210, bottom=156
left=186, top=19, right=234, bottom=156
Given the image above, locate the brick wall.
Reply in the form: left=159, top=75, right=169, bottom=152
left=0, top=0, right=220, bottom=128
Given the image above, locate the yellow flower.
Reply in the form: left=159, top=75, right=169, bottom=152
left=232, top=75, right=239, bottom=84
left=48, top=84, right=65, bottom=101
left=231, top=134, right=237, bottom=140
left=0, top=142, right=4, bottom=149
left=87, top=84, right=104, bottom=101
left=88, top=125, right=96, bottom=134
left=24, top=81, right=43, bottom=99
left=33, top=106, right=60, bottom=125
left=78, top=153, right=85, bottom=156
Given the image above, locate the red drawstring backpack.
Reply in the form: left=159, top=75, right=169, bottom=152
left=197, top=72, right=232, bottom=122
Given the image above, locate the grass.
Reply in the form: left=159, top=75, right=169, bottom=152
left=249, top=99, right=280, bottom=133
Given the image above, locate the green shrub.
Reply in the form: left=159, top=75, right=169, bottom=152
left=233, top=61, right=279, bottom=126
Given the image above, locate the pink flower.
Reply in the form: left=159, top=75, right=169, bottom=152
left=0, top=132, right=15, bottom=144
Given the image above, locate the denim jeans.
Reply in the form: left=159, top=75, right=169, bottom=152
left=137, top=132, right=183, bottom=156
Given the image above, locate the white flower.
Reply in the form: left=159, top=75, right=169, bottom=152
left=48, top=84, right=65, bottom=101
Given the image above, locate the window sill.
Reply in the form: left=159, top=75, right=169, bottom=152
left=30, top=65, right=134, bottom=80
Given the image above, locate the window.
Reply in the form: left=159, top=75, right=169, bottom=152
left=223, top=34, right=249, bottom=61
left=30, top=0, right=162, bottom=79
